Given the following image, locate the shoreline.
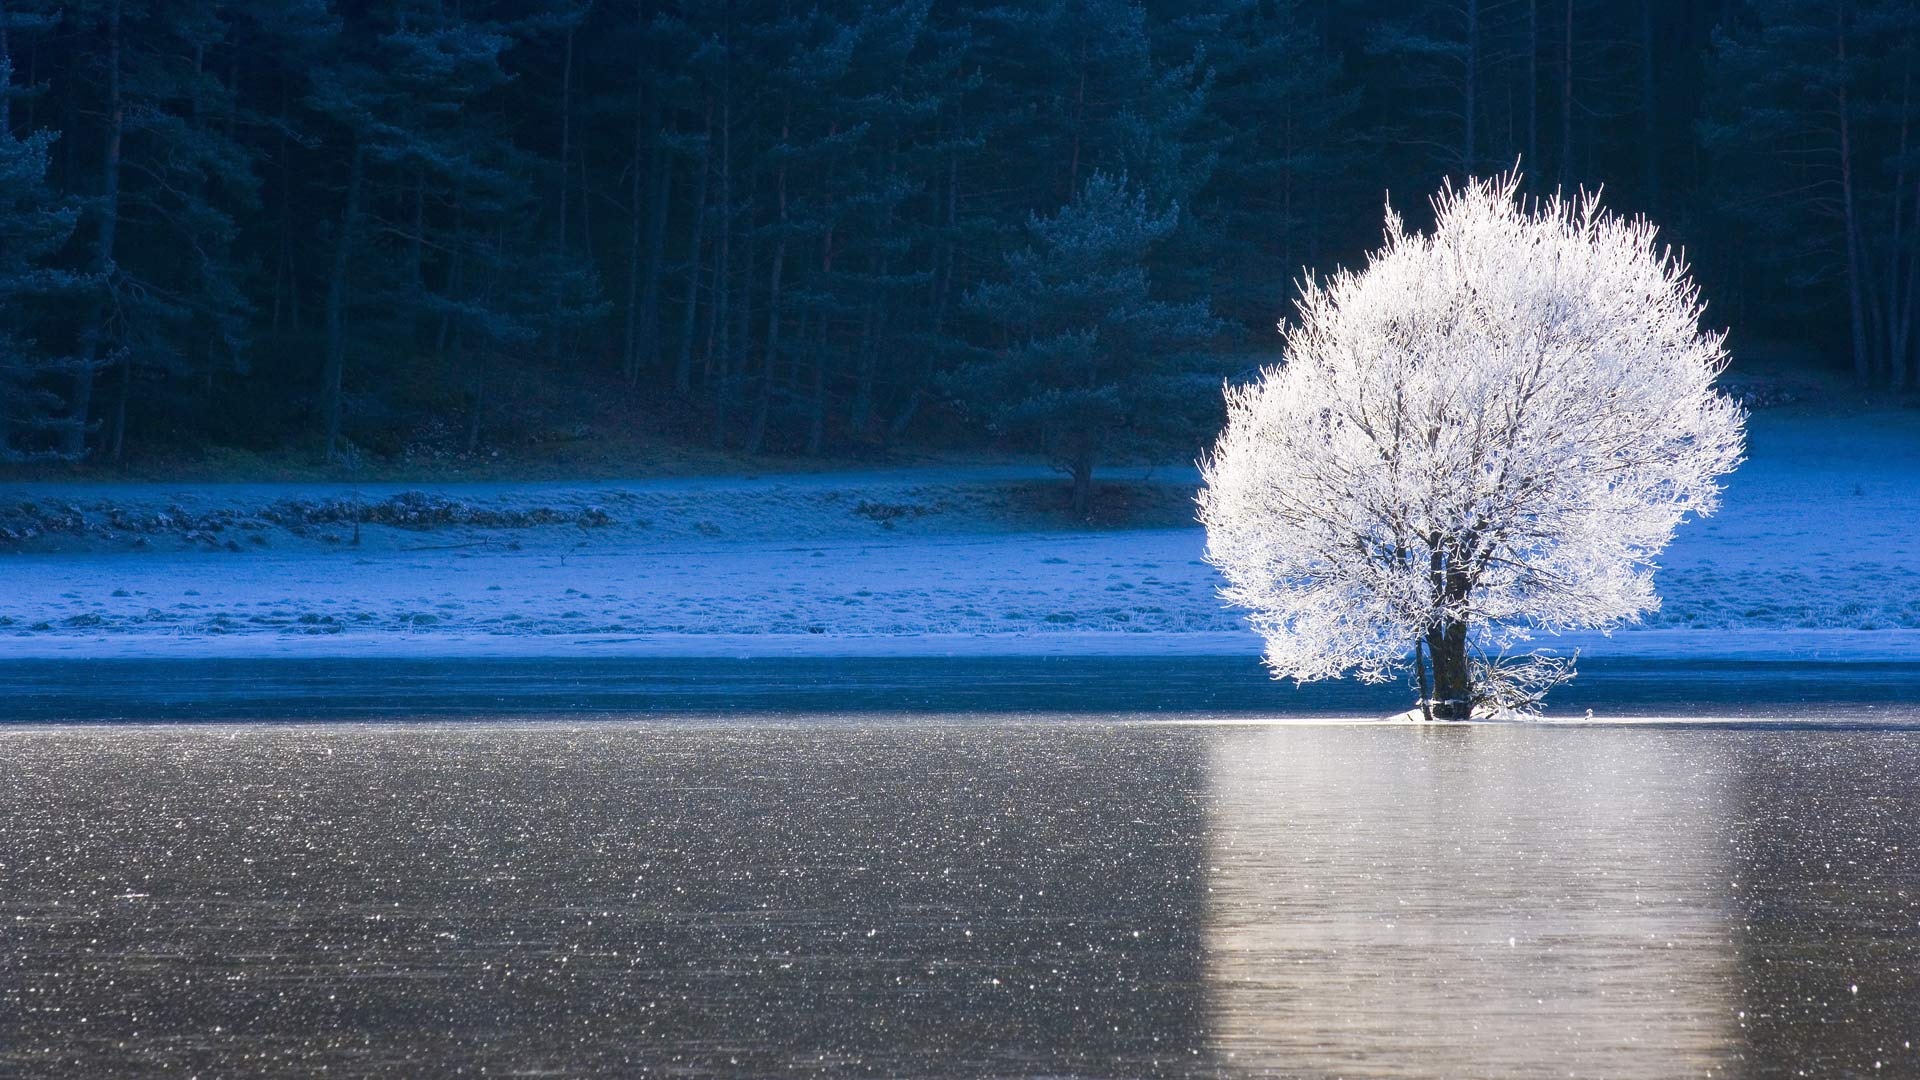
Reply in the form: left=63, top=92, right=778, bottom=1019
left=6, top=627, right=1920, bottom=661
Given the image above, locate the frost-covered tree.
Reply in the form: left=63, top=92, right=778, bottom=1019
left=1197, top=173, right=1745, bottom=719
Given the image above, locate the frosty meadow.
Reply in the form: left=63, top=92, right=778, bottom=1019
left=1201, top=174, right=1746, bottom=720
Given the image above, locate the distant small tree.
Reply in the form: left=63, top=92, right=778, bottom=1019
left=953, top=172, right=1220, bottom=515
left=1198, top=173, right=1746, bottom=719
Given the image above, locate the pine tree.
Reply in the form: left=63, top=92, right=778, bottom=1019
left=0, top=44, right=90, bottom=460
left=0, top=0, right=1887, bottom=469
left=786, top=1, right=938, bottom=451
left=106, top=0, right=259, bottom=459
left=1171, top=0, right=1357, bottom=332
left=1700, top=0, right=1920, bottom=385
left=951, top=172, right=1219, bottom=514
left=711, top=0, right=951, bottom=454
left=1356, top=0, right=1483, bottom=178
left=304, top=1, right=569, bottom=458
left=967, top=0, right=1211, bottom=215
left=42, top=0, right=262, bottom=459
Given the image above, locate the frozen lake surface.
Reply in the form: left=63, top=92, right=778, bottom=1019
left=2, top=659, right=1918, bottom=1077
left=6, top=654, right=1920, bottom=722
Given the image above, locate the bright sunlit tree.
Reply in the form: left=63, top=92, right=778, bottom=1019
left=1198, top=172, right=1746, bottom=719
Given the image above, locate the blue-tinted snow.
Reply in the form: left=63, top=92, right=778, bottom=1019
left=2, top=408, right=1915, bottom=659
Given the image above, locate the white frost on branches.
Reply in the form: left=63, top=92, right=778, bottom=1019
left=1198, top=172, right=1746, bottom=690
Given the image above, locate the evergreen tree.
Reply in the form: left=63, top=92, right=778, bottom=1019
left=1171, top=0, right=1358, bottom=332
left=106, top=0, right=260, bottom=459
left=951, top=172, right=1219, bottom=514
left=698, top=0, right=955, bottom=455
left=1355, top=0, right=1484, bottom=178
left=1700, top=0, right=1920, bottom=385
left=0, top=49, right=89, bottom=460
left=45, top=0, right=262, bottom=459
left=304, top=0, right=583, bottom=457
left=966, top=0, right=1211, bottom=216
left=0, top=0, right=1893, bottom=470
left=778, top=1, right=938, bottom=453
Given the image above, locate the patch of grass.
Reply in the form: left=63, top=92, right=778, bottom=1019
left=1006, top=478, right=1199, bottom=529
left=854, top=500, right=936, bottom=526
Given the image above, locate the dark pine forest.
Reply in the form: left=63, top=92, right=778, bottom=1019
left=1, top=0, right=1915, bottom=485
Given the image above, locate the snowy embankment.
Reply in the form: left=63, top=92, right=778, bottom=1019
left=2, top=409, right=1917, bottom=661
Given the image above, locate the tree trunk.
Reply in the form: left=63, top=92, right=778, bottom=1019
left=464, top=343, right=487, bottom=455
left=1068, top=55, right=1086, bottom=197
left=408, top=170, right=426, bottom=352
left=1890, top=60, right=1912, bottom=388
left=322, top=142, right=366, bottom=461
left=707, top=76, right=732, bottom=390
left=108, top=354, right=129, bottom=462
left=748, top=114, right=789, bottom=457
left=623, top=89, right=645, bottom=380
left=436, top=186, right=466, bottom=358
left=1904, top=217, right=1920, bottom=389
left=805, top=181, right=837, bottom=457
left=1, top=0, right=13, bottom=136
left=701, top=221, right=725, bottom=384
left=274, top=81, right=298, bottom=339
left=410, top=172, right=425, bottom=293
left=109, top=26, right=144, bottom=461
left=719, top=117, right=757, bottom=449
left=674, top=101, right=713, bottom=395
left=1560, top=0, right=1574, bottom=188
left=893, top=149, right=956, bottom=441
left=854, top=145, right=901, bottom=441
left=1414, top=639, right=1435, bottom=722
left=576, top=140, right=594, bottom=267
left=638, top=151, right=671, bottom=379
left=1425, top=545, right=1474, bottom=718
left=625, top=0, right=665, bottom=383
left=1526, top=0, right=1538, bottom=175
left=1425, top=618, right=1472, bottom=720
left=1069, top=451, right=1093, bottom=517
left=547, top=20, right=577, bottom=364
left=850, top=275, right=877, bottom=436
left=1639, top=0, right=1659, bottom=209
left=1836, top=5, right=1871, bottom=383
left=66, top=0, right=125, bottom=459
left=1, top=1, right=15, bottom=459
left=1463, top=0, right=1478, bottom=176
left=557, top=22, right=574, bottom=254
left=1280, top=106, right=1296, bottom=288
left=805, top=345, right=826, bottom=456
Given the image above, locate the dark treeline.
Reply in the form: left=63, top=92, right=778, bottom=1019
left=0, top=0, right=1913, bottom=483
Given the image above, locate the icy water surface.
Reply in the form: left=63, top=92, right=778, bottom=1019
left=2, top=718, right=1918, bottom=1078
left=8, top=654, right=1920, bottom=720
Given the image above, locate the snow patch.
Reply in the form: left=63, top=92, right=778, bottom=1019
left=0, top=409, right=1914, bottom=661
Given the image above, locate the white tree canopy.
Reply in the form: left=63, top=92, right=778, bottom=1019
left=1198, top=173, right=1746, bottom=694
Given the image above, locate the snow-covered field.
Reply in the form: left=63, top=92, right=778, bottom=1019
left=2, top=408, right=1917, bottom=660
